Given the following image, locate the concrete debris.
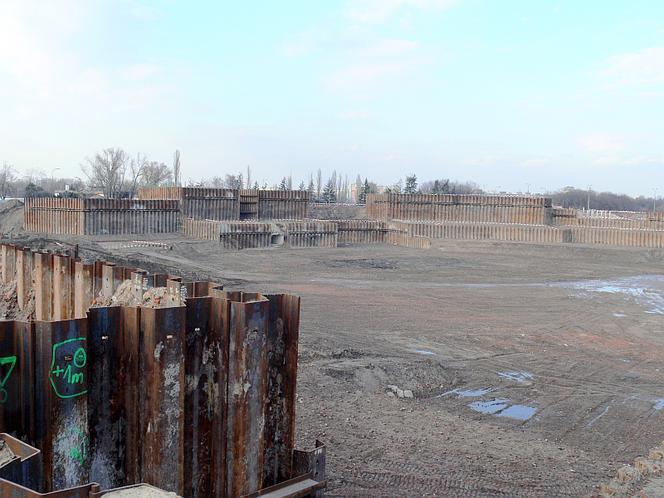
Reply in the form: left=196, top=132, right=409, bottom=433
left=386, top=385, right=413, bottom=399
left=102, top=484, right=180, bottom=497
left=0, top=280, right=34, bottom=320
left=92, top=280, right=183, bottom=309
left=594, top=441, right=664, bottom=497
left=0, top=439, right=16, bottom=466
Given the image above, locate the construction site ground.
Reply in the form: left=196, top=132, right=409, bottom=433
left=6, top=231, right=664, bottom=497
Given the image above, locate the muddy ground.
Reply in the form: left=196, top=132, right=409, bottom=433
left=10, top=233, right=664, bottom=497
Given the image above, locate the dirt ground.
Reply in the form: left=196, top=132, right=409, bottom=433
left=10, top=233, right=664, bottom=497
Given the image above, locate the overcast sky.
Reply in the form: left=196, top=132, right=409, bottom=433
left=1, top=0, right=663, bottom=195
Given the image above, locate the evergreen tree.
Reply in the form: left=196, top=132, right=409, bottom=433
left=359, top=178, right=370, bottom=204
left=307, top=178, right=315, bottom=199
left=298, top=180, right=305, bottom=191
left=322, top=178, right=337, bottom=203
left=404, top=174, right=418, bottom=194
left=279, top=177, right=288, bottom=191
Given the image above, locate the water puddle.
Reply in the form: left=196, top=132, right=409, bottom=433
left=556, top=276, right=664, bottom=315
left=586, top=405, right=610, bottom=427
left=497, top=404, right=537, bottom=421
left=410, top=349, right=436, bottom=356
left=654, top=399, right=664, bottom=410
left=439, top=387, right=494, bottom=398
left=498, top=371, right=534, bottom=383
left=468, top=398, right=510, bottom=415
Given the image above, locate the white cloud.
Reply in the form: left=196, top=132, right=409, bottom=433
left=0, top=2, right=170, bottom=119
left=345, top=0, right=456, bottom=24
left=603, top=46, right=664, bottom=88
left=323, top=36, right=426, bottom=95
left=578, top=134, right=625, bottom=154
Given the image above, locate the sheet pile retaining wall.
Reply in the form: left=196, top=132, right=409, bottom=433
left=336, top=220, right=387, bottom=245
left=0, top=243, right=307, bottom=497
left=182, top=218, right=388, bottom=249
left=24, top=199, right=180, bottom=235
left=284, top=221, right=338, bottom=248
left=257, top=191, right=309, bottom=220
left=367, top=193, right=552, bottom=224
left=138, top=188, right=309, bottom=221
left=566, top=226, right=664, bottom=248
left=391, top=221, right=566, bottom=244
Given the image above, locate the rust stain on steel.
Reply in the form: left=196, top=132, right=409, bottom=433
left=139, top=306, right=185, bottom=495
left=0, top=243, right=319, bottom=497
left=184, top=296, right=228, bottom=498
left=226, top=295, right=269, bottom=498
left=34, top=318, right=89, bottom=491
left=263, top=294, right=300, bottom=487
left=87, top=306, right=133, bottom=489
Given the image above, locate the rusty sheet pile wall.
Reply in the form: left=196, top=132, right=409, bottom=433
left=239, top=189, right=259, bottom=220
left=0, top=244, right=324, bottom=498
left=336, top=220, right=387, bottom=245
left=367, top=193, right=552, bottom=225
left=552, top=207, right=664, bottom=230
left=183, top=218, right=391, bottom=249
left=182, top=218, right=223, bottom=241
left=180, top=188, right=240, bottom=221
left=285, top=221, right=337, bottom=248
left=566, top=226, right=664, bottom=248
left=392, top=221, right=565, bottom=244
left=24, top=199, right=180, bottom=235
left=257, top=191, right=309, bottom=220
left=138, top=188, right=309, bottom=221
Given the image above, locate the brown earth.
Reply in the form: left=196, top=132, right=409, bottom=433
left=10, top=234, right=664, bottom=497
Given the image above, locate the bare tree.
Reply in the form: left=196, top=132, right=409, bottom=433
left=82, top=148, right=129, bottom=198
left=0, top=162, right=16, bottom=198
left=127, top=153, right=148, bottom=198
left=316, top=169, right=322, bottom=201
left=173, top=150, right=181, bottom=187
left=246, top=165, right=251, bottom=189
left=141, top=161, right=173, bottom=187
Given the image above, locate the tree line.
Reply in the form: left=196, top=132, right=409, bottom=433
left=0, top=150, right=661, bottom=211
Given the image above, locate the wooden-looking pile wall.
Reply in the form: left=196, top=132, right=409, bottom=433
left=284, top=221, right=337, bottom=248
left=181, top=218, right=222, bottom=241
left=336, top=220, right=387, bottom=245
left=239, top=189, right=259, bottom=220
left=392, top=221, right=565, bottom=244
left=0, top=244, right=302, bottom=498
left=180, top=188, right=240, bottom=221
left=257, top=191, right=309, bottom=220
left=181, top=219, right=273, bottom=249
left=24, top=199, right=180, bottom=235
left=137, top=187, right=184, bottom=200
left=567, top=226, right=664, bottom=248
left=24, top=198, right=85, bottom=235
left=138, top=188, right=309, bottom=221
left=367, top=193, right=552, bottom=224
left=83, top=199, right=180, bottom=235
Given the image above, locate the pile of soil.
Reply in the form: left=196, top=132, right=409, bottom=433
left=0, top=439, right=16, bottom=466
left=92, top=280, right=182, bottom=309
left=0, top=199, right=24, bottom=236
left=0, top=280, right=34, bottom=320
left=102, top=484, right=179, bottom=498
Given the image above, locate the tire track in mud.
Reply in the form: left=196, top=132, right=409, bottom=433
left=328, top=467, right=592, bottom=497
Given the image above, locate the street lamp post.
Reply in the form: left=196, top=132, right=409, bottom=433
left=51, top=167, right=60, bottom=195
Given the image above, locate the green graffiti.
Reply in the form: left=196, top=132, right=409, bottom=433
left=0, top=356, right=17, bottom=403
left=50, top=337, right=87, bottom=399
left=69, top=428, right=88, bottom=466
